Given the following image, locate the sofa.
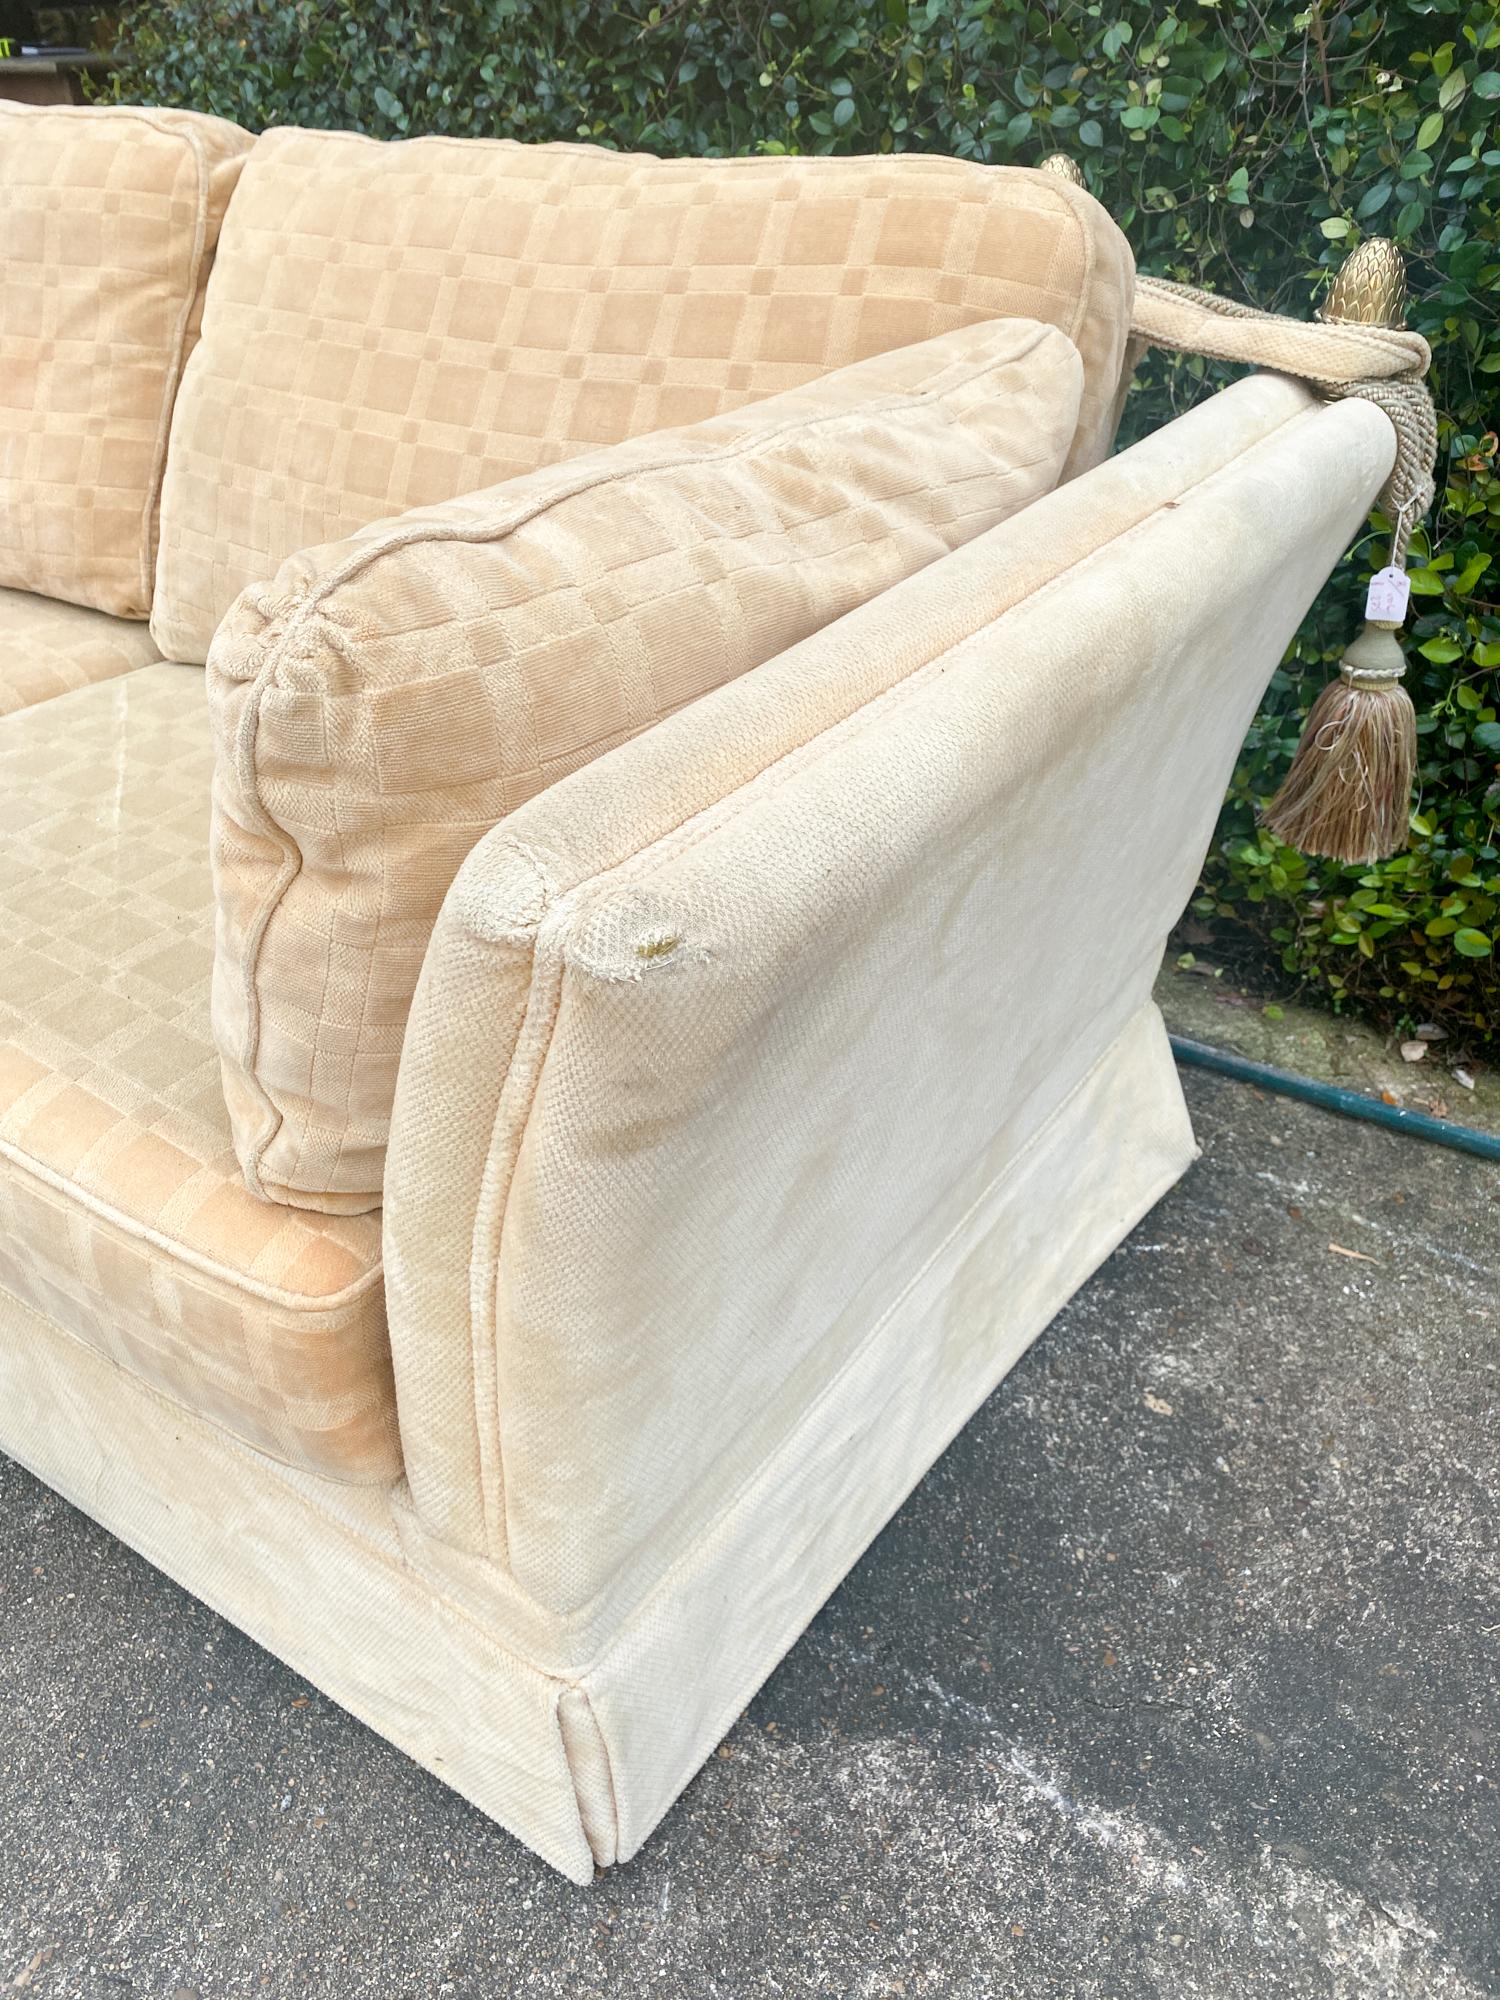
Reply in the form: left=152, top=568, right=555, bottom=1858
left=0, top=103, right=1403, bottom=1881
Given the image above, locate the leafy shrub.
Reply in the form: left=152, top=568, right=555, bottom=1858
left=107, top=0, right=1500, bottom=1041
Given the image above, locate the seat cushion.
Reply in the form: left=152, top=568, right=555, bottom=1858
left=152, top=129, right=1134, bottom=661
left=206, top=317, right=1084, bottom=1211
left=0, top=586, right=162, bottom=717
left=0, top=666, right=397, bottom=1482
left=0, top=103, right=251, bottom=619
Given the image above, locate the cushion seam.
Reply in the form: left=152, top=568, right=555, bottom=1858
left=252, top=323, right=1074, bottom=660
left=222, top=646, right=306, bottom=1197
left=0, top=1134, right=383, bottom=1313
left=471, top=846, right=566, bottom=1566
left=137, top=115, right=216, bottom=618
left=0, top=1279, right=399, bottom=1486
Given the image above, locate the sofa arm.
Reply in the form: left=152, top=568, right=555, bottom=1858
left=382, top=375, right=1396, bottom=1607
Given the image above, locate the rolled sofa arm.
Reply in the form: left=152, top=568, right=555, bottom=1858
left=383, top=374, right=1396, bottom=1620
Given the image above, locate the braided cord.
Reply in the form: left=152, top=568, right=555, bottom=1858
left=1129, top=274, right=1436, bottom=567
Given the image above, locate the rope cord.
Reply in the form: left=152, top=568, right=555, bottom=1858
left=1129, top=274, right=1437, bottom=568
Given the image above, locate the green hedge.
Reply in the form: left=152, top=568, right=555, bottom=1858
left=109, top=0, right=1500, bottom=1042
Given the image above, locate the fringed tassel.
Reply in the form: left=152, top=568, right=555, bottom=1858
left=1261, top=620, right=1416, bottom=866
left=1127, top=256, right=1436, bottom=869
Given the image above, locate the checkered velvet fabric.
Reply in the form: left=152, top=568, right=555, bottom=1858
left=0, top=666, right=396, bottom=1481
left=0, top=104, right=251, bottom=620
left=206, top=319, right=1085, bottom=1212
left=0, top=586, right=161, bottom=717
left=153, top=130, right=1134, bottom=661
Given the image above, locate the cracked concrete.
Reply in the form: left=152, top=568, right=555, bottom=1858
left=1, top=1065, right=1496, bottom=1998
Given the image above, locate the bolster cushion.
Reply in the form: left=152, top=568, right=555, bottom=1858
left=208, top=317, right=1084, bottom=1211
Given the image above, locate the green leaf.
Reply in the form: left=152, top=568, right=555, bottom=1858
left=1452, top=927, right=1493, bottom=956
left=1419, top=638, right=1464, bottom=663
left=1416, top=111, right=1444, bottom=151
left=1320, top=216, right=1350, bottom=238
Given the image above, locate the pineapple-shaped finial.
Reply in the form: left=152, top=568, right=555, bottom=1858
left=1318, top=237, right=1408, bottom=328
left=1037, top=153, right=1086, bottom=187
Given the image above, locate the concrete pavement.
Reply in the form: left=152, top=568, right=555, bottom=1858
left=1, top=1064, right=1496, bottom=1999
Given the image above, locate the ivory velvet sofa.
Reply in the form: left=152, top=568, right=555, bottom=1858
left=0, top=104, right=1399, bottom=1880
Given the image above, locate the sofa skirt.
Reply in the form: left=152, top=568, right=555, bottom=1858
left=0, top=999, right=1194, bottom=1883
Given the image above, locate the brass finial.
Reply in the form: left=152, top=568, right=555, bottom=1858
left=1038, top=152, right=1086, bottom=187
left=1318, top=236, right=1408, bottom=328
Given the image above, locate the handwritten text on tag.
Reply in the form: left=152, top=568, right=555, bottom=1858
left=1365, top=566, right=1410, bottom=624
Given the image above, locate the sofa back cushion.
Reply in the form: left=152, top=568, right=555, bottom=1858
left=153, top=129, right=1133, bottom=661
left=0, top=104, right=251, bottom=619
left=208, top=317, right=1084, bottom=1211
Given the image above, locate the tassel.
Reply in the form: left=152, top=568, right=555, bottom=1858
left=1261, top=619, right=1415, bottom=866
left=1127, top=242, right=1437, bottom=870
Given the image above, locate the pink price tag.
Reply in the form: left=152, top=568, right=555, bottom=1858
left=1365, top=566, right=1410, bottom=623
